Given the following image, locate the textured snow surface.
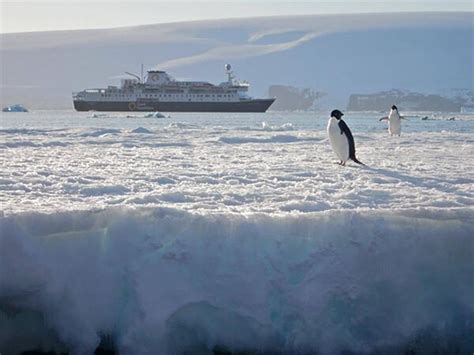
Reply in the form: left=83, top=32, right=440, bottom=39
left=1, top=111, right=473, bottom=353
left=1, top=207, right=473, bottom=354
left=1, top=113, right=473, bottom=215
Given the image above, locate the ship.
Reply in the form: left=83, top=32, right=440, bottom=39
left=73, top=64, right=275, bottom=112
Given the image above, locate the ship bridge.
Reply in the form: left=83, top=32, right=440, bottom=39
left=145, top=70, right=173, bottom=85
left=219, top=64, right=249, bottom=92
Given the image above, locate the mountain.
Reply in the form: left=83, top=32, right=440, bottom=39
left=0, top=12, right=472, bottom=109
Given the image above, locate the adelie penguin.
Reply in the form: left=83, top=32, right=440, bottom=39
left=379, top=105, right=406, bottom=136
left=327, top=109, right=364, bottom=166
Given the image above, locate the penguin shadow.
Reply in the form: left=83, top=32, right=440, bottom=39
left=333, top=161, right=367, bottom=169
left=360, top=164, right=469, bottom=191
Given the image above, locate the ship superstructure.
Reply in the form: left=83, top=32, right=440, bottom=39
left=73, top=64, right=275, bottom=112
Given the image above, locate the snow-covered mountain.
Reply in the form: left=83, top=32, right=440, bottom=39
left=1, top=12, right=472, bottom=109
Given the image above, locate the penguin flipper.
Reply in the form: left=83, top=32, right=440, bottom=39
left=338, top=119, right=356, bottom=156
left=379, top=116, right=388, bottom=121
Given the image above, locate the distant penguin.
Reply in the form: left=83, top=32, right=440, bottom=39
left=379, top=105, right=404, bottom=136
left=327, top=109, right=364, bottom=166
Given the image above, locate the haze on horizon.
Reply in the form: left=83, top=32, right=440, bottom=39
left=1, top=0, right=472, bottom=34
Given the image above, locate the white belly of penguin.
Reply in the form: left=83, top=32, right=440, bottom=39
left=327, top=117, right=349, bottom=162
left=389, top=114, right=402, bottom=135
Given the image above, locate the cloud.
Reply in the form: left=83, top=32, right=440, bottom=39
left=154, top=31, right=322, bottom=70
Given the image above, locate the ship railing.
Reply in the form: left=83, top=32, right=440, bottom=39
left=72, top=92, right=84, bottom=100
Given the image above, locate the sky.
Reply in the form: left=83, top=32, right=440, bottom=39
left=1, top=0, right=472, bottom=34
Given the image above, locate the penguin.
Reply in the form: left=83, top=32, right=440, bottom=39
left=327, top=109, right=364, bottom=166
left=379, top=105, right=405, bottom=136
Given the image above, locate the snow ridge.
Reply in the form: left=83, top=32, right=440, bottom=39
left=1, top=207, right=473, bottom=354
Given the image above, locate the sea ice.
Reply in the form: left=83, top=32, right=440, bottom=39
left=1, top=113, right=473, bottom=353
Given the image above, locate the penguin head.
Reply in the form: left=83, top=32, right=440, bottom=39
left=391, top=105, right=398, bottom=111
left=331, top=109, right=344, bottom=120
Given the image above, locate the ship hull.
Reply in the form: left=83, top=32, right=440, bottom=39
left=73, top=99, right=275, bottom=112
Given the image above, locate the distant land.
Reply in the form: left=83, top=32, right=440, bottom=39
left=268, top=85, right=326, bottom=111
left=347, top=89, right=474, bottom=112
left=0, top=12, right=472, bottom=110
left=267, top=87, right=474, bottom=112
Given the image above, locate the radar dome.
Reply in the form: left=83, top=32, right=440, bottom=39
left=225, top=64, right=232, bottom=71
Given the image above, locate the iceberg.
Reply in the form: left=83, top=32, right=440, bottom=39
left=2, top=104, right=28, bottom=112
left=144, top=112, right=168, bottom=118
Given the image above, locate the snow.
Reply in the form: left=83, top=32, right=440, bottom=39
left=131, top=127, right=153, bottom=134
left=1, top=112, right=473, bottom=215
left=1, top=111, right=473, bottom=353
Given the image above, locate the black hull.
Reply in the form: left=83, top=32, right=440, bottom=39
left=73, top=99, right=275, bottom=112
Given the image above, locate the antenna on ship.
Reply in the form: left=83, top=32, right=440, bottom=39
left=141, top=64, right=144, bottom=84
left=225, top=63, right=233, bottom=84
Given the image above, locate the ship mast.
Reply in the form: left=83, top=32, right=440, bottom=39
left=225, top=63, right=234, bottom=84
